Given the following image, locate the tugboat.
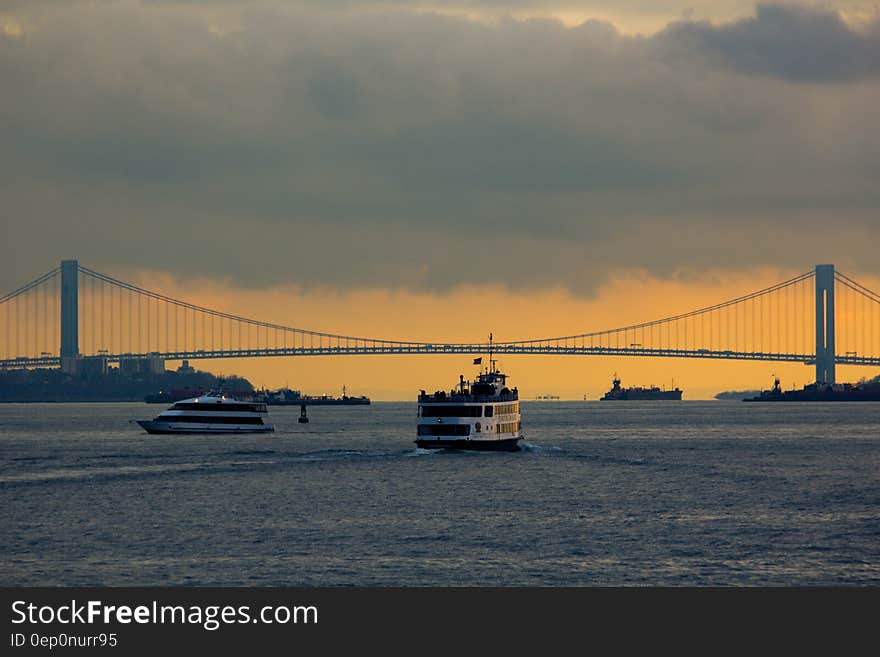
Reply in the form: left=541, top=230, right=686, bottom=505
left=600, top=374, right=683, bottom=400
left=416, top=334, right=522, bottom=451
left=743, top=376, right=785, bottom=402
left=135, top=393, right=274, bottom=434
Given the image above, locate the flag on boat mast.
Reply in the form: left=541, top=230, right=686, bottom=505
left=473, top=357, right=482, bottom=365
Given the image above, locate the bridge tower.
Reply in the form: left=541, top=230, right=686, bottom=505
left=60, top=259, right=79, bottom=369
left=815, top=264, right=835, bottom=385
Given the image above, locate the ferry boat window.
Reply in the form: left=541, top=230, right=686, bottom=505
left=420, top=406, right=482, bottom=417
left=171, top=402, right=266, bottom=413
left=417, top=424, right=470, bottom=436
left=495, top=421, right=520, bottom=433
left=484, top=406, right=493, bottom=417
left=162, top=415, right=265, bottom=424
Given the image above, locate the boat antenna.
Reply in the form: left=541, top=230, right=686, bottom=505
left=489, top=332, right=494, bottom=374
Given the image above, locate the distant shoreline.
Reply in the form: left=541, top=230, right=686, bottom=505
left=3, top=398, right=732, bottom=404
left=0, top=399, right=150, bottom=404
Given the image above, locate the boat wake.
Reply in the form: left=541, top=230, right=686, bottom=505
left=521, top=442, right=562, bottom=453
left=295, top=448, right=396, bottom=461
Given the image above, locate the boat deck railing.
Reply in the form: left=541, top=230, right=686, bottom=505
left=418, top=392, right=519, bottom=404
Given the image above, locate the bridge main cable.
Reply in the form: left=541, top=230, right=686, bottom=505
left=80, top=266, right=817, bottom=351
left=490, top=270, right=815, bottom=345
left=0, top=267, right=60, bottom=304
left=835, top=271, right=880, bottom=303
left=77, top=266, right=448, bottom=348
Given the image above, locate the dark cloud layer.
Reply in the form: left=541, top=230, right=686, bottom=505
left=660, top=3, right=880, bottom=81
left=1, top=2, right=878, bottom=293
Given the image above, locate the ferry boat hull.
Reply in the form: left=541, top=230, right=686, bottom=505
left=136, top=420, right=275, bottom=435
left=416, top=341, right=522, bottom=453
left=415, top=437, right=521, bottom=451
left=135, top=393, right=275, bottom=435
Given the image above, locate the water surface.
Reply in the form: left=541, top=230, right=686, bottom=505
left=1, top=402, right=878, bottom=585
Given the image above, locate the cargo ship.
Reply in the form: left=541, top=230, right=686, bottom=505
left=744, top=377, right=880, bottom=402
left=256, top=385, right=370, bottom=406
left=600, top=375, right=683, bottom=401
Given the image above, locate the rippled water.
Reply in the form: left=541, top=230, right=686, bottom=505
left=1, top=401, right=878, bottom=585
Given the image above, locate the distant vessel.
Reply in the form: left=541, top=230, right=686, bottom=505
left=135, top=394, right=274, bottom=434
left=144, top=388, right=206, bottom=404
left=744, top=377, right=880, bottom=402
left=600, top=375, right=683, bottom=401
left=534, top=394, right=560, bottom=400
left=416, top=335, right=522, bottom=451
left=257, top=385, right=370, bottom=406
left=714, top=390, right=763, bottom=401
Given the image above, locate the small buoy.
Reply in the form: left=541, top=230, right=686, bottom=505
left=298, top=403, right=309, bottom=423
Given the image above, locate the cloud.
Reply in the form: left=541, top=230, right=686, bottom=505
left=659, top=3, right=880, bottom=82
left=1, top=2, right=879, bottom=294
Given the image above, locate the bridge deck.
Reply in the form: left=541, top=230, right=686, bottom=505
left=3, top=347, right=879, bottom=369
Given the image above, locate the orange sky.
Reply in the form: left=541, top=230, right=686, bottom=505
left=2, top=3, right=879, bottom=400
left=119, top=266, right=880, bottom=400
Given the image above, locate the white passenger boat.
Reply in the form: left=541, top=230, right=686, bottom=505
left=416, top=335, right=522, bottom=451
left=135, top=394, right=274, bottom=434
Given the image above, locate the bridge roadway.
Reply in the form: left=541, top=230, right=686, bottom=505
left=3, top=346, right=880, bottom=369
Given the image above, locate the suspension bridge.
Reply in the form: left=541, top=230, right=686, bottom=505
left=2, top=261, right=879, bottom=384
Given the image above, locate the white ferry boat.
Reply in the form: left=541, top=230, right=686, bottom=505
left=417, top=337, right=522, bottom=451
left=135, top=394, right=275, bottom=434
